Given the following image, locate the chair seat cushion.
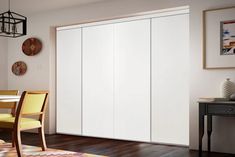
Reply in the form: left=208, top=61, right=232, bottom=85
left=0, top=114, right=13, bottom=119
left=0, top=117, right=41, bottom=129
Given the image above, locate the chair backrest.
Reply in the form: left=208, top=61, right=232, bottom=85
left=16, top=91, right=49, bottom=121
left=0, top=90, right=19, bottom=109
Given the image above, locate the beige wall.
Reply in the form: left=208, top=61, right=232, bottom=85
left=0, top=37, right=8, bottom=89
left=190, top=0, right=235, bottom=154
left=4, top=0, right=235, bottom=154
left=6, top=0, right=188, bottom=135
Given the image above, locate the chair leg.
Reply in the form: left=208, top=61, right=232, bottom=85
left=38, top=127, right=47, bottom=151
left=15, top=129, right=23, bottom=157
left=12, top=132, right=15, bottom=147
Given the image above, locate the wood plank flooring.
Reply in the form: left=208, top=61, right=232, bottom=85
left=0, top=131, right=234, bottom=157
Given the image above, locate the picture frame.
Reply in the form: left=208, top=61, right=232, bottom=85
left=203, top=6, right=235, bottom=69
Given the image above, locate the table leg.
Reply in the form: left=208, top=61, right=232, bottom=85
left=207, top=115, right=212, bottom=153
left=199, top=104, right=205, bottom=157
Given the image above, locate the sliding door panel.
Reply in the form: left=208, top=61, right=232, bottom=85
left=151, top=14, right=189, bottom=145
left=56, top=28, right=82, bottom=135
left=114, top=19, right=151, bottom=142
left=82, top=24, right=114, bottom=138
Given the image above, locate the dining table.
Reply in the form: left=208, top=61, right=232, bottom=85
left=0, top=95, right=21, bottom=102
left=0, top=95, right=21, bottom=144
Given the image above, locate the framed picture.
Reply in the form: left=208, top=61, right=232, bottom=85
left=221, top=20, right=235, bottom=55
left=203, top=6, right=235, bottom=69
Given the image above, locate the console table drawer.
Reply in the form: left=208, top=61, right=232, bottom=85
left=208, top=105, right=235, bottom=115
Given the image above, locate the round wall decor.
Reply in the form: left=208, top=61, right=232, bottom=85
left=12, top=61, right=27, bottom=76
left=22, top=38, right=42, bottom=56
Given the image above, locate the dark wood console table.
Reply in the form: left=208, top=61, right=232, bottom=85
left=199, top=101, right=235, bottom=156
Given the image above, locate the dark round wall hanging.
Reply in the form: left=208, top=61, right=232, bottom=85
left=22, top=38, right=42, bottom=56
left=12, top=61, right=27, bottom=76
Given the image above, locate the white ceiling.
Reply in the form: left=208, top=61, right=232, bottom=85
left=0, top=0, right=111, bottom=14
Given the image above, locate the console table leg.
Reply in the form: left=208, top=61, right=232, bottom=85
left=207, top=115, right=212, bottom=153
left=199, top=104, right=205, bottom=157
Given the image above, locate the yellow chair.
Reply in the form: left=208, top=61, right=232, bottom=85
left=0, top=90, right=19, bottom=118
left=0, top=91, right=49, bottom=157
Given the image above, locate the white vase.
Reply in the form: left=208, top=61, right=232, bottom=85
left=220, top=78, right=235, bottom=99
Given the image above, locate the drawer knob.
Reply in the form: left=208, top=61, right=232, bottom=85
left=226, top=108, right=234, bottom=112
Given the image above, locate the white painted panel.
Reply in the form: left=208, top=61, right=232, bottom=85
left=114, top=19, right=151, bottom=142
left=82, top=24, right=114, bottom=138
left=152, top=14, right=189, bottom=145
left=56, top=28, right=82, bottom=135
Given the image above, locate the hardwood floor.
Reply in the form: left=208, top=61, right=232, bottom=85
left=0, top=131, right=234, bottom=157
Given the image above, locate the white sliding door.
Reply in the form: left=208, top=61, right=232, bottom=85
left=56, top=28, right=82, bottom=135
left=114, top=19, right=151, bottom=142
left=82, top=24, right=114, bottom=138
left=151, top=14, right=189, bottom=145
left=56, top=8, right=189, bottom=143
